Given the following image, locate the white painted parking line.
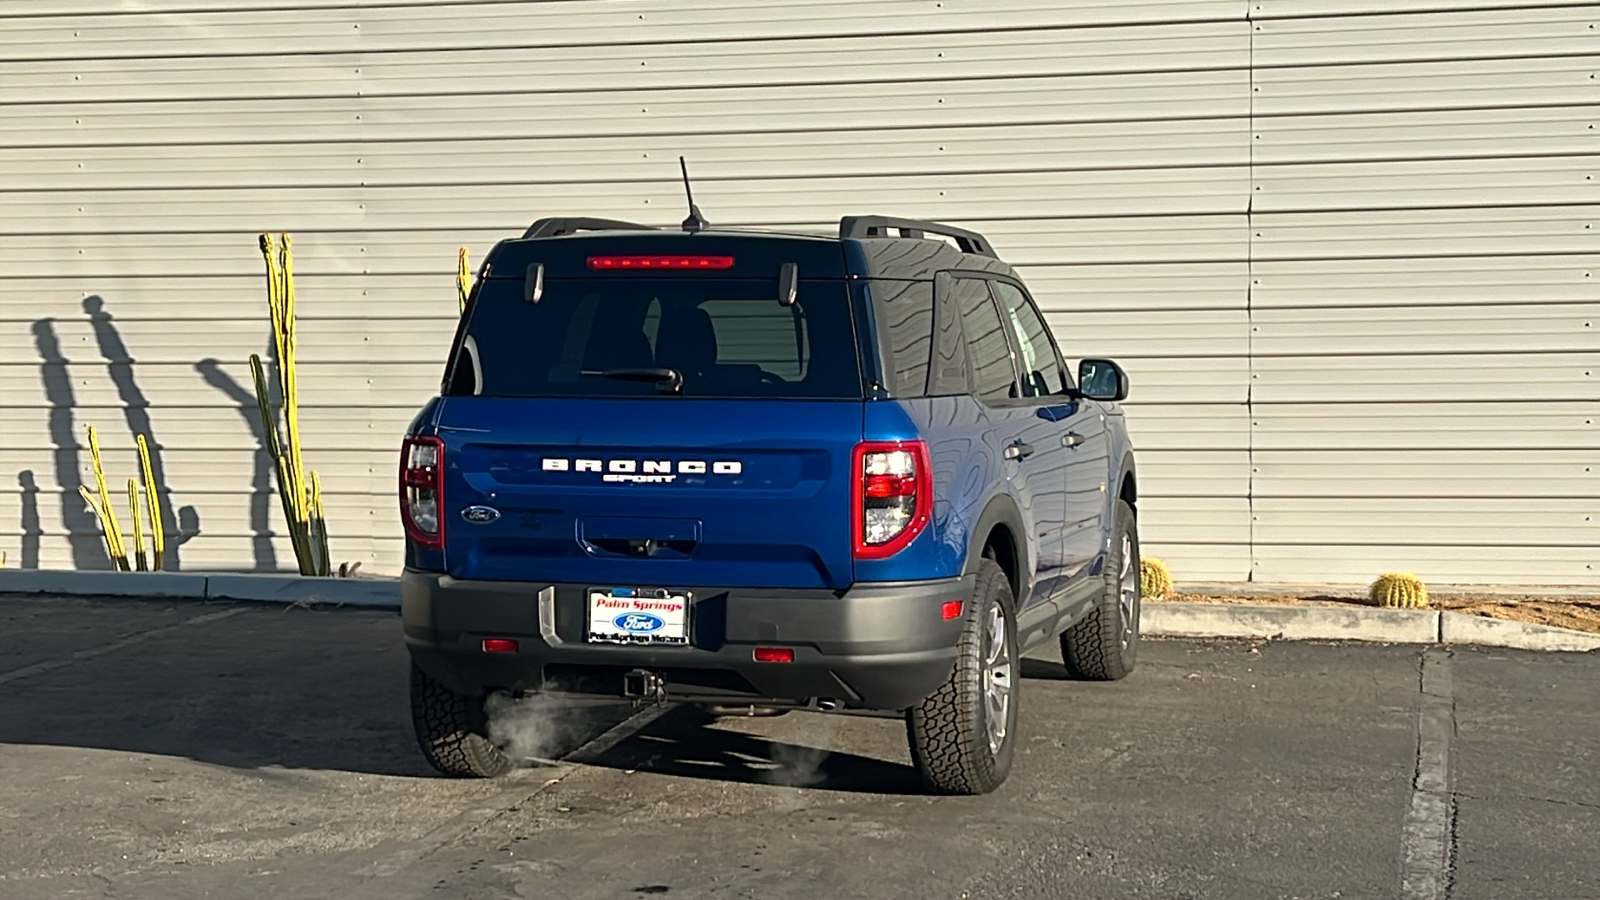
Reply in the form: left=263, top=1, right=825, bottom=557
left=1401, top=648, right=1457, bottom=900
left=0, top=606, right=243, bottom=686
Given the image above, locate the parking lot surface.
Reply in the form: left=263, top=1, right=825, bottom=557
left=0, top=595, right=1595, bottom=900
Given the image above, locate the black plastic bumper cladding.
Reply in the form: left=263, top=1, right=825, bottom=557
left=402, top=570, right=974, bottom=712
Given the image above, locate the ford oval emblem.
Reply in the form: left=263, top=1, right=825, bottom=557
left=461, top=505, right=501, bottom=524
left=613, top=613, right=665, bottom=634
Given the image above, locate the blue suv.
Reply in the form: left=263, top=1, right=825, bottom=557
left=401, top=215, right=1140, bottom=794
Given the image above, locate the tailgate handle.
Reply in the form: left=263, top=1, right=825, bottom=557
left=579, top=517, right=702, bottom=559
left=584, top=537, right=696, bottom=559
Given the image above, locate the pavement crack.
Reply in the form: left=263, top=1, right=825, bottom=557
left=1401, top=648, right=1458, bottom=900
left=1456, top=791, right=1600, bottom=812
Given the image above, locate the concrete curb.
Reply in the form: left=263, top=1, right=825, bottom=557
left=0, top=569, right=399, bottom=608
left=1145, top=602, right=1600, bottom=653
left=1177, top=581, right=1600, bottom=601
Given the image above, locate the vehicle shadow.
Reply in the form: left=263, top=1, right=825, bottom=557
left=0, top=600, right=436, bottom=776
left=581, top=705, right=925, bottom=795
left=1019, top=656, right=1072, bottom=681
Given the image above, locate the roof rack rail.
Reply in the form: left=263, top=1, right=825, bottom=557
left=523, top=217, right=657, bottom=239
left=838, top=215, right=996, bottom=258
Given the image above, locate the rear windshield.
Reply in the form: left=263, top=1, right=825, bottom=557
left=448, top=277, right=863, bottom=399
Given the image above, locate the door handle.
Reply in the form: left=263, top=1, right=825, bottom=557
left=1062, top=432, right=1085, bottom=449
left=1004, top=440, right=1035, bottom=461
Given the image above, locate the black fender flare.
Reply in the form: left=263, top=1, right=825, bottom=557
left=961, top=492, right=1030, bottom=599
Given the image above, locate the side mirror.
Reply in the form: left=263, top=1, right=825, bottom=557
left=1078, top=358, right=1128, bottom=402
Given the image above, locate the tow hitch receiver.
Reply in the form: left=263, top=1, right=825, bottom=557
left=622, top=668, right=667, bottom=705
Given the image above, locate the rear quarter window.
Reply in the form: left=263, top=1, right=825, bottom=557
left=867, top=279, right=933, bottom=397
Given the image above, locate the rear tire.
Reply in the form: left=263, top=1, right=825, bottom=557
left=1061, top=499, right=1140, bottom=681
left=905, top=558, right=1019, bottom=795
left=410, top=662, right=515, bottom=778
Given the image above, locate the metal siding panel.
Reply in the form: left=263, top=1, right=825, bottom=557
left=1254, top=1, right=1589, bottom=15
left=1249, top=255, right=1596, bottom=309
left=1253, top=56, right=1598, bottom=116
left=1, top=2, right=1248, bottom=59
left=1250, top=7, right=1597, bottom=66
left=0, top=71, right=1251, bottom=146
left=1251, top=304, right=1598, bottom=356
left=1135, top=449, right=1252, bottom=498
left=0, top=170, right=1250, bottom=232
left=4, top=25, right=1251, bottom=104
left=1121, top=403, right=1252, bottom=451
left=1252, top=207, right=1599, bottom=260
left=1253, top=402, right=1600, bottom=452
left=1249, top=544, right=1596, bottom=586
left=0, top=122, right=1252, bottom=193
left=1253, top=107, right=1600, bottom=166
left=1252, top=449, right=1598, bottom=499
left=1251, top=353, right=1597, bottom=403
left=1252, top=497, right=1598, bottom=548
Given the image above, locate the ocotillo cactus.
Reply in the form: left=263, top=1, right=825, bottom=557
left=137, top=435, right=165, bottom=570
left=1140, top=557, right=1173, bottom=600
left=252, top=232, right=331, bottom=576
left=457, top=247, right=471, bottom=314
left=1370, top=572, right=1429, bottom=609
left=127, top=478, right=147, bottom=572
left=82, top=425, right=129, bottom=571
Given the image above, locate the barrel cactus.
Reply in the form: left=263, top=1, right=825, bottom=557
left=1369, top=572, right=1429, bottom=609
left=1140, top=557, right=1173, bottom=600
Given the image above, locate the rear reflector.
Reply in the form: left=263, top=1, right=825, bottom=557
left=753, top=647, right=794, bottom=663
left=482, top=638, right=519, bottom=654
left=587, top=255, right=735, bottom=270
left=941, top=600, right=964, bottom=621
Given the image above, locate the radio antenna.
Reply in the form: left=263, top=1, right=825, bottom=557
left=679, top=156, right=708, bottom=234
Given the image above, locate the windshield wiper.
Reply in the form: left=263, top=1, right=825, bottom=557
left=580, top=367, right=684, bottom=394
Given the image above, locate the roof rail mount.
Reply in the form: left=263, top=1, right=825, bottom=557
left=838, top=216, right=996, bottom=258
left=523, top=217, right=657, bottom=239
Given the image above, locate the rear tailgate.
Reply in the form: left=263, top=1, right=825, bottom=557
left=437, top=397, right=861, bottom=589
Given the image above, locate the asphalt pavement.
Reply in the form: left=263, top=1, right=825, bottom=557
left=0, top=594, right=1594, bottom=900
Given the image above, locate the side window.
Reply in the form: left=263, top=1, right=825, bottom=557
left=992, top=281, right=1066, bottom=398
left=868, top=280, right=932, bottom=397
left=952, top=277, right=1017, bottom=403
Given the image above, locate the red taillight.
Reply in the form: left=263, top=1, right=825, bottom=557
left=482, top=638, right=519, bottom=654
left=852, top=440, right=932, bottom=560
left=400, top=435, right=445, bottom=549
left=753, top=647, right=794, bottom=663
left=942, top=600, right=964, bottom=621
left=587, top=255, right=735, bottom=270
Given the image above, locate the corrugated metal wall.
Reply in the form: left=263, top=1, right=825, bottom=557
left=0, top=0, right=1593, bottom=584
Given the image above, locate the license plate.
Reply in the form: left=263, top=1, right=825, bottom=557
left=586, top=587, right=690, bottom=645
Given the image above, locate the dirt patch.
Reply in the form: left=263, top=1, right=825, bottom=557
left=1161, top=592, right=1600, bottom=636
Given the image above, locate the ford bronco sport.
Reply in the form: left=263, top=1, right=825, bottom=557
left=401, top=214, right=1139, bottom=795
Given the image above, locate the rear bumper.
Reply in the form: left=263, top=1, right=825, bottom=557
left=402, top=570, right=974, bottom=712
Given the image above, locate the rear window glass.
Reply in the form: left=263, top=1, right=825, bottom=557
left=449, top=277, right=862, bottom=399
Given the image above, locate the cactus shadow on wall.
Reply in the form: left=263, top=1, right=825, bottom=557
left=17, top=470, right=42, bottom=570
left=82, top=295, right=192, bottom=570
left=29, top=302, right=199, bottom=571
left=31, top=318, right=109, bottom=569
left=195, top=358, right=280, bottom=572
